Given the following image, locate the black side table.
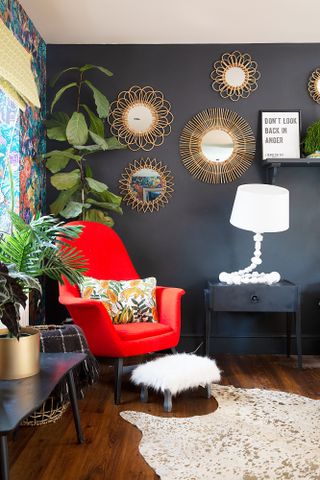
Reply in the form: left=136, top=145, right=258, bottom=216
left=0, top=352, right=86, bottom=480
left=204, top=280, right=302, bottom=368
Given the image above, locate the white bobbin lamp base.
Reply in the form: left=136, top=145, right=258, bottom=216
left=219, top=233, right=281, bottom=285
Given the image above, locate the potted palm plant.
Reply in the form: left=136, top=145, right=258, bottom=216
left=0, top=212, right=86, bottom=379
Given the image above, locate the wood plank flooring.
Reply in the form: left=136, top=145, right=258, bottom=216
left=8, top=355, right=320, bottom=480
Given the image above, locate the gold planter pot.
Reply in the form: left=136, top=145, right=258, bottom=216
left=0, top=327, right=40, bottom=380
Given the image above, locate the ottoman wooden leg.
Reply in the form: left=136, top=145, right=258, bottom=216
left=163, top=389, right=172, bottom=412
left=140, top=385, right=148, bottom=403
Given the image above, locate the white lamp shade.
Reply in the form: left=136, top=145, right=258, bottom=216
left=230, top=184, right=289, bottom=233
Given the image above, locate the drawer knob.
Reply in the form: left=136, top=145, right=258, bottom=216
left=251, top=295, right=259, bottom=303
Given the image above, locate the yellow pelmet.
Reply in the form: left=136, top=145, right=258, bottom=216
left=0, top=18, right=40, bottom=110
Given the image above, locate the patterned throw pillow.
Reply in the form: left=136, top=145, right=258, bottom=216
left=79, top=277, right=159, bottom=325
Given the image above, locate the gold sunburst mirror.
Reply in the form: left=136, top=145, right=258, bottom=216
left=119, top=158, right=174, bottom=212
left=308, top=68, right=320, bottom=104
left=180, top=108, right=255, bottom=184
left=211, top=51, right=261, bottom=102
left=108, top=85, right=174, bottom=151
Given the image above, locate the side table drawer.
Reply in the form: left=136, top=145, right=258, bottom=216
left=209, top=283, right=298, bottom=312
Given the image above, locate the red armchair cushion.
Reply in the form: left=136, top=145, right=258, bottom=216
left=115, top=322, right=172, bottom=341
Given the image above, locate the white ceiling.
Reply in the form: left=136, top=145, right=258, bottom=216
left=19, top=0, right=320, bottom=44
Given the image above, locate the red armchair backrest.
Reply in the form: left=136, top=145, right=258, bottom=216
left=61, top=221, right=139, bottom=295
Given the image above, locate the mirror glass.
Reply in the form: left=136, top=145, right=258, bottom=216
left=126, top=104, right=154, bottom=133
left=225, top=66, right=246, bottom=87
left=130, top=168, right=163, bottom=202
left=317, top=78, right=320, bottom=93
left=201, top=129, right=234, bottom=162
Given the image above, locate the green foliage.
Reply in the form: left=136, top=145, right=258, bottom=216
left=66, top=112, right=88, bottom=146
left=45, top=64, right=126, bottom=226
left=0, top=262, right=40, bottom=338
left=45, top=112, right=69, bottom=141
left=302, top=120, right=320, bottom=155
left=0, top=211, right=88, bottom=338
left=0, top=212, right=87, bottom=288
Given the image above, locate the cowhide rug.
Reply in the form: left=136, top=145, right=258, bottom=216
left=121, top=384, right=320, bottom=480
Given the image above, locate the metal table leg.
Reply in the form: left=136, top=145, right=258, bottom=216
left=286, top=312, right=291, bottom=357
left=204, top=289, right=211, bottom=357
left=295, top=310, right=303, bottom=369
left=66, top=370, right=84, bottom=444
left=0, top=435, right=9, bottom=480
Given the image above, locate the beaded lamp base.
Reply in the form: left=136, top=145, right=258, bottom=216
left=219, top=233, right=281, bottom=285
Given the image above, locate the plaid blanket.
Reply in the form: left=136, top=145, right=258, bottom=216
left=38, top=324, right=100, bottom=400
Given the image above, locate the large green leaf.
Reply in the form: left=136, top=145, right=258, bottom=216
left=87, top=198, right=123, bottom=214
left=60, top=201, right=90, bottom=219
left=46, top=155, right=70, bottom=174
left=50, top=82, right=77, bottom=112
left=45, top=112, right=69, bottom=141
left=44, top=149, right=82, bottom=162
left=105, top=136, right=127, bottom=150
left=51, top=169, right=81, bottom=191
left=79, top=64, right=113, bottom=77
left=73, top=144, right=102, bottom=153
left=66, top=112, right=88, bottom=146
left=44, top=149, right=82, bottom=173
left=89, top=130, right=109, bottom=150
left=84, top=80, right=110, bottom=118
left=50, top=67, right=80, bottom=87
left=86, top=177, right=108, bottom=193
left=49, top=186, right=79, bottom=215
left=94, top=189, right=122, bottom=206
left=85, top=164, right=93, bottom=178
left=83, top=209, right=114, bottom=227
left=80, top=104, right=104, bottom=136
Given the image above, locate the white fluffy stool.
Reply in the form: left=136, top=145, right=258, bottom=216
left=131, top=353, right=221, bottom=412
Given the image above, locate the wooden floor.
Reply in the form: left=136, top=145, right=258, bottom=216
left=8, top=355, right=320, bottom=480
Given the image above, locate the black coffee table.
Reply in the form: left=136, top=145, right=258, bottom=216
left=0, top=352, right=86, bottom=480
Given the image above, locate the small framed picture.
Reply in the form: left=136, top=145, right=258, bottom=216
left=261, top=110, right=301, bottom=160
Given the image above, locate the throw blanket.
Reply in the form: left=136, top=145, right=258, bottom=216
left=38, top=324, right=100, bottom=401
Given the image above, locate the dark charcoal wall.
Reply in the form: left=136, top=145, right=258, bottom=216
left=46, top=44, right=320, bottom=355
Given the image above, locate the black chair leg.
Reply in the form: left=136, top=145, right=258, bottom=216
left=114, top=358, right=123, bottom=405
left=171, top=347, right=177, bottom=354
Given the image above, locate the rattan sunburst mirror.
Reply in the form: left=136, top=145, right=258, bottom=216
left=119, top=158, right=174, bottom=212
left=211, top=51, right=260, bottom=102
left=180, top=108, right=255, bottom=184
left=108, top=85, right=174, bottom=151
left=308, top=68, right=320, bottom=104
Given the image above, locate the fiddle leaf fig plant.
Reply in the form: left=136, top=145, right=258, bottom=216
left=45, top=64, right=126, bottom=227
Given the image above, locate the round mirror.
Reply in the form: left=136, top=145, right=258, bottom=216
left=211, top=51, right=260, bottom=101
left=125, top=104, right=155, bottom=134
left=180, top=108, right=255, bottom=184
left=109, top=86, right=174, bottom=151
left=130, top=168, right=162, bottom=202
left=225, top=66, right=246, bottom=87
left=308, top=68, right=320, bottom=104
left=201, top=129, right=234, bottom=162
left=119, top=158, right=174, bottom=212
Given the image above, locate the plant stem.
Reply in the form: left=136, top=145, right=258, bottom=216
left=79, top=158, right=86, bottom=220
left=76, top=71, right=83, bottom=113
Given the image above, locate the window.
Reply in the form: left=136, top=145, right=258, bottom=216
left=0, top=88, right=20, bottom=232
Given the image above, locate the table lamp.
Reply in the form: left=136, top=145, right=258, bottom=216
left=219, top=184, right=289, bottom=285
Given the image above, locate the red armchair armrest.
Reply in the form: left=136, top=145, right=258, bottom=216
left=156, top=286, right=185, bottom=332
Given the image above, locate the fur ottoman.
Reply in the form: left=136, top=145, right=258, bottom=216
left=131, top=353, right=221, bottom=412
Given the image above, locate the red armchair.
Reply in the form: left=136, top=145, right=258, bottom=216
left=58, top=221, right=185, bottom=403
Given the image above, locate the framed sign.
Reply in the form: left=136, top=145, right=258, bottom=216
left=261, top=110, right=301, bottom=160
